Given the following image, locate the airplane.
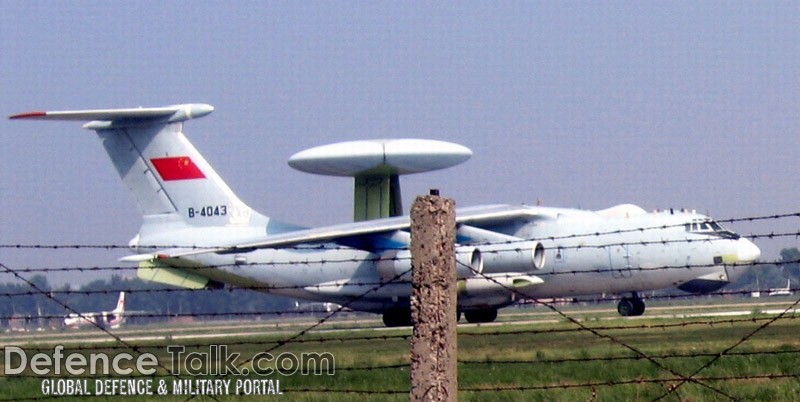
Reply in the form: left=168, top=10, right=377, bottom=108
left=10, top=104, right=761, bottom=327
left=768, top=280, right=792, bottom=297
left=63, top=292, right=127, bottom=329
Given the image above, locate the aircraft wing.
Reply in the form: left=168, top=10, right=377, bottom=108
left=123, top=204, right=551, bottom=261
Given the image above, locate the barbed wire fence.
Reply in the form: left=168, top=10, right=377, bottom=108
left=0, top=210, right=797, bottom=400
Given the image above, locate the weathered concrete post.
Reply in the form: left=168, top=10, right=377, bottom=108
left=410, top=190, right=458, bottom=402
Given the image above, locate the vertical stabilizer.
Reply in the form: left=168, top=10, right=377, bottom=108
left=10, top=104, right=270, bottom=247
left=94, top=120, right=255, bottom=227
left=113, top=292, right=126, bottom=314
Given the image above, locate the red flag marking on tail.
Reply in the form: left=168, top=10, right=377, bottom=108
left=150, top=157, right=206, bottom=181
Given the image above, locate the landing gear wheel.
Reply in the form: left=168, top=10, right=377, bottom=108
left=382, top=309, right=412, bottom=327
left=464, top=309, right=498, bottom=323
left=632, top=297, right=645, bottom=316
left=617, top=296, right=645, bottom=317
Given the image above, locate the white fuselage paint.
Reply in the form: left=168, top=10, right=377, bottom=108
left=177, top=205, right=758, bottom=313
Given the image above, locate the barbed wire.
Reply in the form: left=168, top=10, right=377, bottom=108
left=282, top=373, right=800, bottom=395
left=0, top=264, right=229, bottom=402
left=5, top=371, right=798, bottom=402
left=491, top=293, right=729, bottom=396
left=0, top=254, right=794, bottom=297
left=2, top=312, right=798, bottom=356
left=0, top=228, right=793, bottom=254
left=653, top=289, right=800, bottom=400
left=457, top=373, right=800, bottom=394
left=1, top=284, right=800, bottom=320
left=6, top=320, right=800, bottom=384
left=0, top=211, right=798, bottom=400
left=1, top=209, right=797, bottom=251
left=0, top=272, right=785, bottom=298
left=0, top=264, right=416, bottom=402
left=1, top=252, right=789, bottom=276
left=0, top=208, right=797, bottom=257
left=454, top=253, right=800, bottom=401
left=1, top=305, right=797, bottom=400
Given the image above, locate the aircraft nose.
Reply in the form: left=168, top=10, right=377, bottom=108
left=736, top=238, right=761, bottom=264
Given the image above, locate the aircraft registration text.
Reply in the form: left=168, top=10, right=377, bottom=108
left=188, top=206, right=228, bottom=218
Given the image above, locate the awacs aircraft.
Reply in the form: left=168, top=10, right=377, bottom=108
left=10, top=104, right=761, bottom=327
left=63, top=292, right=127, bottom=329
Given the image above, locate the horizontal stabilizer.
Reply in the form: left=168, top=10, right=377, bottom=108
left=9, top=104, right=213, bottom=125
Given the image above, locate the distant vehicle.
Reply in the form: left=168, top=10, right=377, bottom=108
left=768, top=280, right=792, bottom=297
left=11, top=104, right=761, bottom=327
left=63, top=292, right=127, bottom=329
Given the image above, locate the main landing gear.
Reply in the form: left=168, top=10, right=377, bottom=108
left=463, top=308, right=498, bottom=324
left=382, top=308, right=412, bottom=327
left=617, top=293, right=645, bottom=317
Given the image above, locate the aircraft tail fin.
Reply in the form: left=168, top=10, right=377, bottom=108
left=106, top=292, right=127, bottom=329
left=113, top=292, right=126, bottom=314
left=10, top=104, right=270, bottom=248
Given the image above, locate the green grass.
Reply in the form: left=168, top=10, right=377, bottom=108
left=2, top=312, right=800, bottom=401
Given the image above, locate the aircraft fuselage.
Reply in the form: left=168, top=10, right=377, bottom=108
left=173, top=204, right=758, bottom=318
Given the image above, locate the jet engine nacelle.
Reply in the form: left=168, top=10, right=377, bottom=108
left=376, top=246, right=483, bottom=280
left=477, top=241, right=546, bottom=273
left=374, top=240, right=545, bottom=282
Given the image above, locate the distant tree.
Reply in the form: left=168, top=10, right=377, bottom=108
left=780, top=247, right=800, bottom=282
left=729, top=247, right=800, bottom=292
left=731, top=263, right=779, bottom=291
left=28, top=275, right=50, bottom=291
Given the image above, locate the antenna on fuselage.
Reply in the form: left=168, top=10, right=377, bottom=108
left=288, top=139, right=472, bottom=221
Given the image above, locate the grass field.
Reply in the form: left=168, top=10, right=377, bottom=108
left=1, top=304, right=799, bottom=401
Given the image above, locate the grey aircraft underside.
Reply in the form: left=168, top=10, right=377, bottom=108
left=10, top=104, right=761, bottom=327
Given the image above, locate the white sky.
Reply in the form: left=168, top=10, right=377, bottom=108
left=1, top=2, right=798, bottom=285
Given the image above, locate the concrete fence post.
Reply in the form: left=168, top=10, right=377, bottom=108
left=410, top=190, right=457, bottom=402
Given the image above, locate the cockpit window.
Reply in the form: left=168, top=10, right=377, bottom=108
left=685, top=219, right=739, bottom=239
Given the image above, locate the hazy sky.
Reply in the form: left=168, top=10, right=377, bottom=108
left=2, top=2, right=798, bottom=286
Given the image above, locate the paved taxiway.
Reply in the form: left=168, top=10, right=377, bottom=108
left=2, top=299, right=797, bottom=347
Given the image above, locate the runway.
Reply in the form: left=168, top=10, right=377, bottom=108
left=1, top=298, right=797, bottom=347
